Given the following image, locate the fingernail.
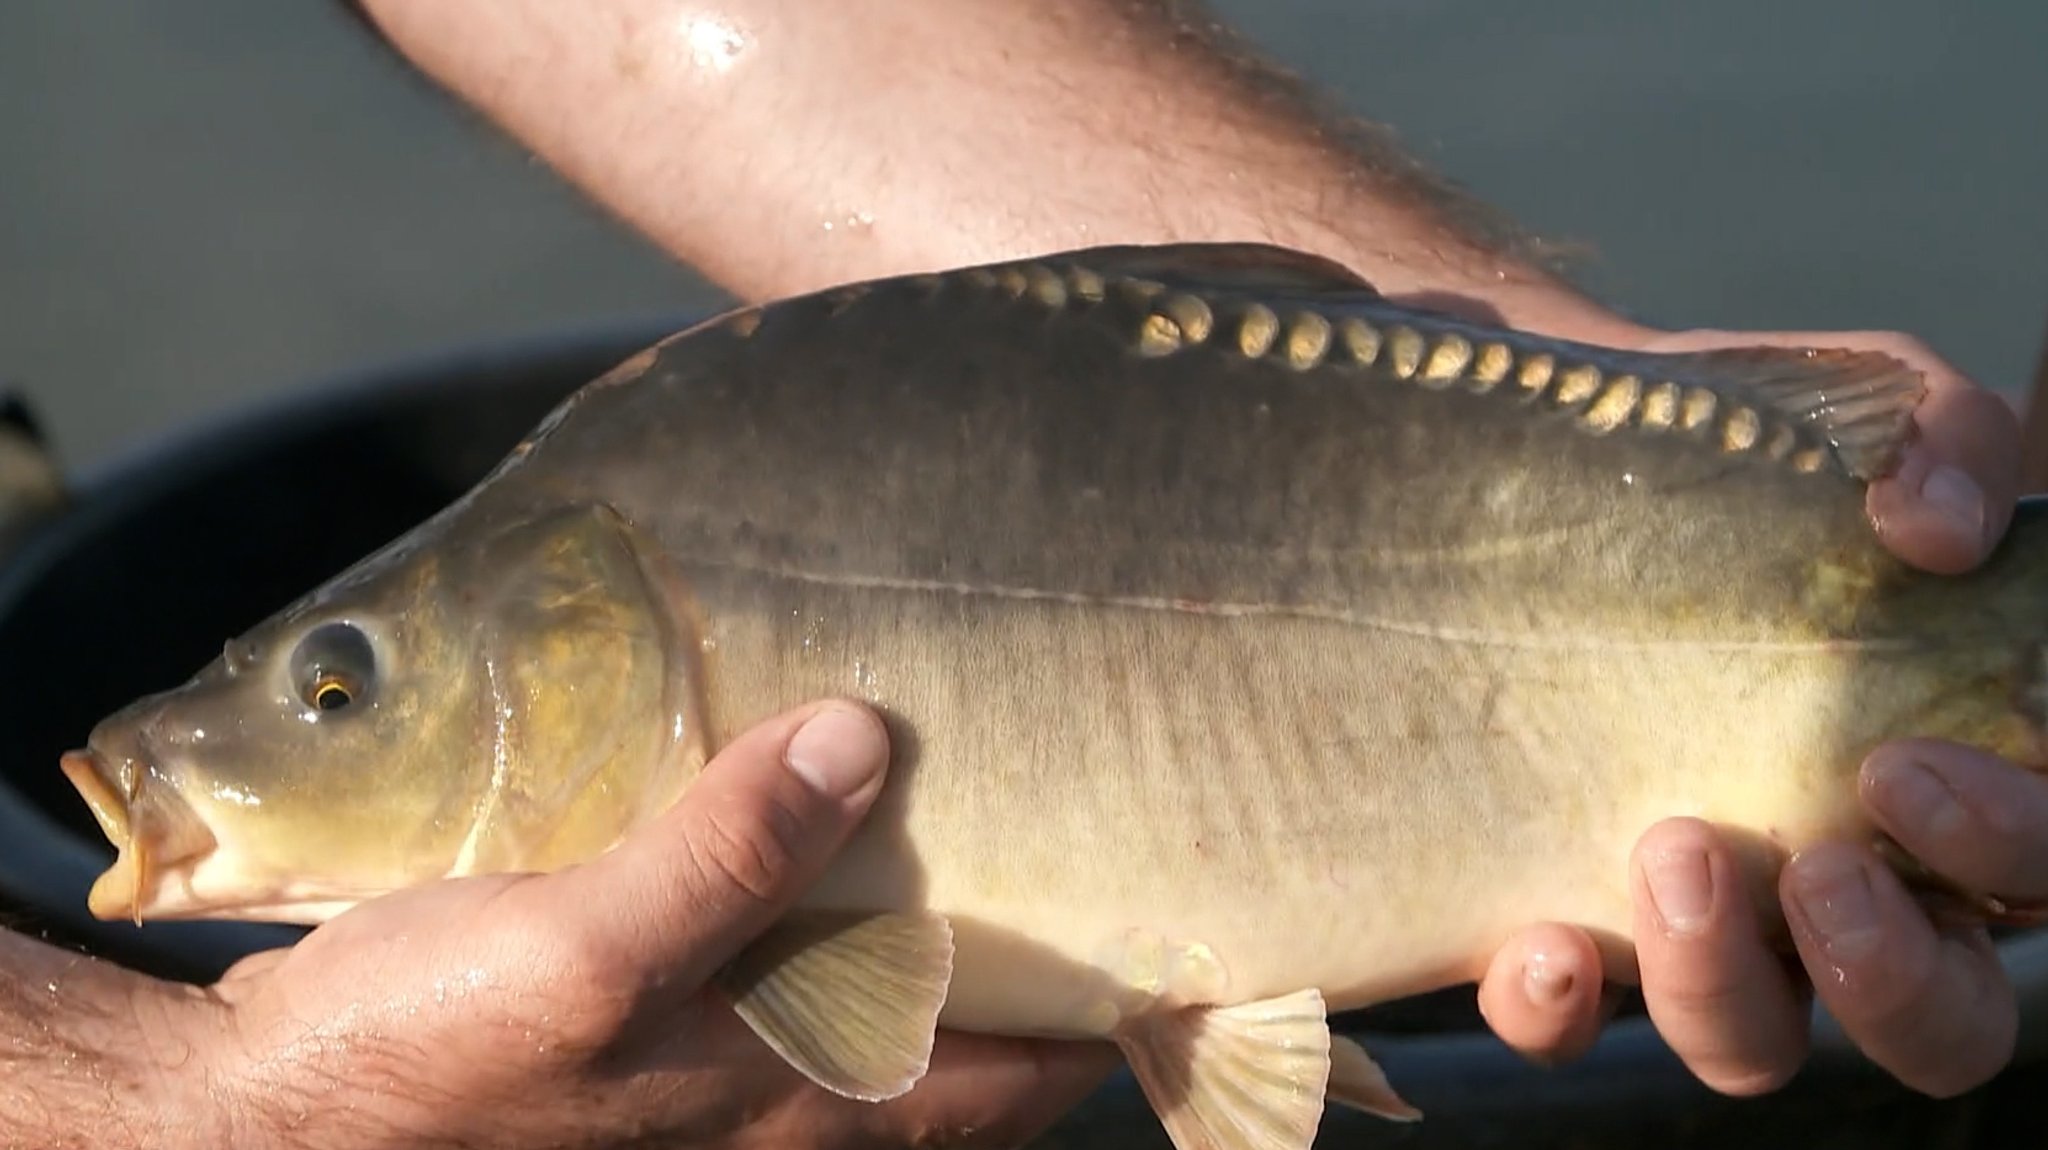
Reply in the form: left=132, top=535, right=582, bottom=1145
left=785, top=705, right=887, bottom=800
left=1643, top=847, right=1714, bottom=936
left=1867, top=755, right=1967, bottom=844
left=1523, top=951, right=1573, bottom=1006
left=1788, top=849, right=1881, bottom=961
left=1919, top=464, right=1986, bottom=542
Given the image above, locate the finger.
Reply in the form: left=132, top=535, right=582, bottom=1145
left=1866, top=377, right=2019, bottom=576
left=864, top=1033, right=1123, bottom=1149
left=1474, top=922, right=1610, bottom=1066
left=1641, top=328, right=2022, bottom=574
left=551, top=698, right=892, bottom=993
left=216, top=947, right=292, bottom=985
left=1836, top=332, right=2018, bottom=574
left=1782, top=842, right=2017, bottom=1096
left=693, top=1000, right=1118, bottom=1150
left=1630, top=818, right=1811, bottom=1095
left=1861, top=739, right=2048, bottom=904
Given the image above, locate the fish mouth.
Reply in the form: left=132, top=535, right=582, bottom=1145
left=58, top=747, right=216, bottom=925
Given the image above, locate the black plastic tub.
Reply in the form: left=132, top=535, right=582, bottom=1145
left=0, top=320, right=2040, bottom=1147
left=0, top=316, right=691, bottom=977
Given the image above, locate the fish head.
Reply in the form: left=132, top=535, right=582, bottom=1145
left=61, top=499, right=692, bottom=925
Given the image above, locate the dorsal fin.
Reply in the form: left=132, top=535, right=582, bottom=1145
left=1047, top=242, right=1382, bottom=297
left=937, top=243, right=1924, bottom=484
left=1643, top=344, right=1925, bottom=480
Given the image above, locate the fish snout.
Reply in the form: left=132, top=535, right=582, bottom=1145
left=58, top=745, right=216, bottom=923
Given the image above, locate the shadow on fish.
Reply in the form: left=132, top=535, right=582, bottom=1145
left=56, top=243, right=2048, bottom=1150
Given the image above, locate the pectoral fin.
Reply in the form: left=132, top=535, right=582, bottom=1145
left=714, top=910, right=954, bottom=1102
left=1113, top=987, right=1335, bottom=1150
left=1328, top=1033, right=1421, bottom=1122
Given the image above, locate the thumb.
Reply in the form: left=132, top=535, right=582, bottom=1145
left=555, top=698, right=892, bottom=995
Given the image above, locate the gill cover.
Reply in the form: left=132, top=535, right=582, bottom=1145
left=449, top=501, right=701, bottom=876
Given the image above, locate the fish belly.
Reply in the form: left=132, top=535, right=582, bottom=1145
left=694, top=571, right=1880, bottom=1040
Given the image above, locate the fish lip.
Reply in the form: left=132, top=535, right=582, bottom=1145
left=60, top=747, right=130, bottom=847
left=57, top=744, right=215, bottom=924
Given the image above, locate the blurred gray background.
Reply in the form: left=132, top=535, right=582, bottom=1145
left=4, top=1, right=2045, bottom=477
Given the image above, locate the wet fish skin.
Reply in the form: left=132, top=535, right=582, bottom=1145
left=57, top=243, right=2048, bottom=1149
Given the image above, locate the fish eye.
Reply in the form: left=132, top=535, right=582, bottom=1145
left=312, top=676, right=353, bottom=711
left=289, top=621, right=377, bottom=715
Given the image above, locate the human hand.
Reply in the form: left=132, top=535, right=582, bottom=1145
left=173, top=699, right=1116, bottom=1150
left=1473, top=328, right=2043, bottom=1098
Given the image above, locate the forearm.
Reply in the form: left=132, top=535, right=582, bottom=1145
left=0, top=929, right=221, bottom=1149
left=347, top=0, right=1650, bottom=344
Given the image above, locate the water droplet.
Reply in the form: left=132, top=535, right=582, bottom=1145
left=677, top=14, right=746, bottom=73
left=800, top=614, right=828, bottom=655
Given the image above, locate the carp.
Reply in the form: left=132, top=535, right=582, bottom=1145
left=58, top=243, right=2048, bottom=1150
